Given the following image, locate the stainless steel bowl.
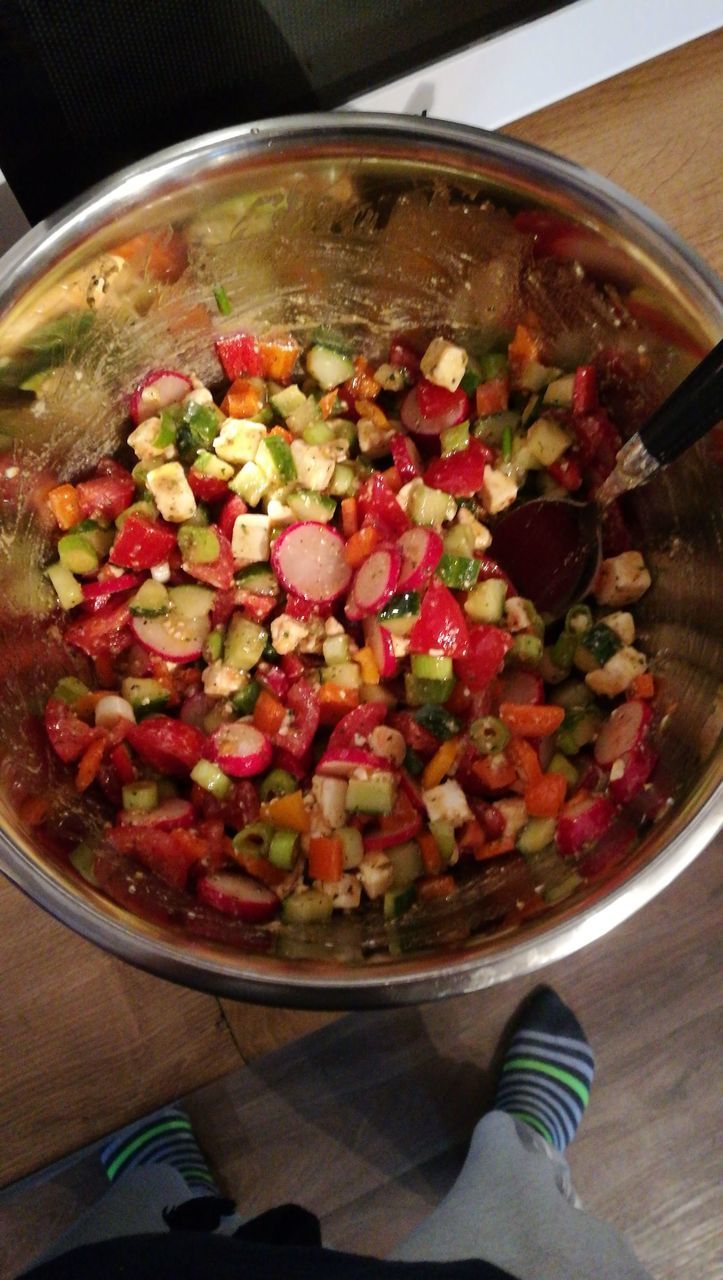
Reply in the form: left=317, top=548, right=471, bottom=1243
left=0, top=114, right=720, bottom=1007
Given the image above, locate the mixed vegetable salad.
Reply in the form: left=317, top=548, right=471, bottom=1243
left=40, top=318, right=665, bottom=944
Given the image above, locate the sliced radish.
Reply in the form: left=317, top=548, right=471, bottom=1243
left=344, top=587, right=366, bottom=623
left=118, top=798, right=195, bottom=830
left=316, top=746, right=390, bottom=778
left=327, top=702, right=388, bottom=753
left=608, top=744, right=658, bottom=805
left=363, top=812, right=422, bottom=851
left=397, top=527, right=443, bottom=592
left=210, top=722, right=272, bottom=777
left=556, top=792, right=617, bottom=857
left=594, top=699, right=652, bottom=767
left=390, top=433, right=423, bottom=481
left=271, top=522, right=351, bottom=604
left=196, top=871, right=279, bottom=923
left=353, top=547, right=401, bottom=614
left=83, top=573, right=143, bottom=601
left=577, top=818, right=638, bottom=880
left=132, top=609, right=210, bottom=664
left=130, top=369, right=193, bottom=425
left=399, top=768, right=425, bottom=813
left=400, top=381, right=471, bottom=435
left=363, top=618, right=398, bottom=678
left=496, top=670, right=544, bottom=706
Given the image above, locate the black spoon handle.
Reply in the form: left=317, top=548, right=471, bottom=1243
left=638, top=337, right=723, bottom=465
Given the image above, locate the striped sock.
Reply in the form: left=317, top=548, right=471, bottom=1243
left=100, top=1106, right=217, bottom=1192
left=495, top=986, right=594, bottom=1152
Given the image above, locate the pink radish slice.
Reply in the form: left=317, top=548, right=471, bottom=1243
left=594, top=699, right=652, bottom=767
left=316, top=746, right=390, bottom=778
left=399, top=768, right=425, bottom=813
left=344, top=588, right=366, bottom=623
left=608, top=745, right=658, bottom=805
left=118, top=798, right=195, bottom=830
left=210, top=722, right=272, bottom=777
left=83, top=573, right=143, bottom=601
left=131, top=611, right=210, bottom=664
left=390, top=432, right=423, bottom=481
left=196, top=871, right=279, bottom=923
left=397, top=527, right=443, bottom=592
left=556, top=792, right=616, bottom=857
left=328, top=702, right=388, bottom=753
left=362, top=618, right=397, bottom=678
left=400, top=384, right=470, bottom=435
left=271, top=522, right=351, bottom=604
left=353, top=547, right=401, bottom=614
left=496, top=670, right=544, bottom=706
left=577, top=818, right=638, bottom=880
left=130, top=369, right=193, bottom=425
left=363, top=813, right=422, bottom=851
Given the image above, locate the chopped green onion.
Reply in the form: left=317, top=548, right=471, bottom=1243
left=213, top=284, right=232, bottom=315
left=565, top=604, right=593, bottom=636
left=469, top=715, right=510, bottom=756
left=269, top=827, right=299, bottom=869
left=233, top=822, right=273, bottom=858
left=259, top=768, right=298, bottom=802
left=231, top=680, right=262, bottom=714
left=122, top=780, right=159, bottom=812
left=414, top=704, right=461, bottom=740
left=190, top=759, right=232, bottom=799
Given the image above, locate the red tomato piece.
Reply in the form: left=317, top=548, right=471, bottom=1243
left=455, top=624, right=513, bottom=691
left=409, top=581, right=469, bottom=658
left=108, top=825, right=205, bottom=890
left=475, top=377, right=509, bottom=416
left=215, top=331, right=263, bottom=380
left=572, top=365, right=598, bottom=415
left=547, top=455, right=583, bottom=492
left=388, top=710, right=437, bottom=758
left=357, top=473, right=410, bottom=540
left=44, top=698, right=98, bottom=763
left=424, top=439, right=493, bottom=497
left=110, top=515, right=177, bottom=571
left=182, top=525, right=234, bottom=590
left=271, top=679, right=319, bottom=759
left=126, top=715, right=207, bottom=775
left=76, top=459, right=135, bottom=522
left=328, top=702, right=388, bottom=754
left=217, top=494, right=247, bottom=543
left=187, top=468, right=232, bottom=503
left=235, top=590, right=277, bottom=623
left=65, top=602, right=132, bottom=658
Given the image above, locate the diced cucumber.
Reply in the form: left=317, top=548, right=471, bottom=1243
left=129, top=579, right=170, bottom=618
left=270, top=384, right=307, bottom=420
left=550, top=679, right=594, bottom=711
left=346, top=773, right=396, bottom=815
left=414, top=705, right=461, bottom=741
left=409, top=483, right=452, bottom=527
left=384, top=882, right=417, bottom=920
left=282, top=888, right=335, bottom=924
left=306, top=344, right=355, bottom=390
left=526, top=416, right=572, bottom=467
left=464, top=578, right=507, bottom=623
left=410, top=654, right=454, bottom=681
left=547, top=752, right=578, bottom=789
left=203, top=627, right=225, bottom=663
left=46, top=561, right=83, bottom=609
left=168, top=583, right=214, bottom=619
left=72, top=519, right=114, bottom=557
left=543, top=374, right=574, bottom=406
left=261, top=435, right=296, bottom=483
left=58, top=532, right=99, bottom=575
left=328, top=462, right=358, bottom=497
left=286, top=489, right=337, bottom=523
left=285, top=396, right=321, bottom=436
left=116, top=498, right=157, bottom=529
left=440, top=421, right=470, bottom=455
left=473, top=410, right=520, bottom=447
left=443, top=524, right=476, bottom=558
left=234, top=562, right=279, bottom=596
left=178, top=523, right=220, bottom=564
left=574, top=623, right=621, bottom=672
left=429, top=820, right=456, bottom=862
left=191, top=759, right=232, bottom=799
left=225, top=615, right=267, bottom=671
left=231, top=680, right=262, bottom=714
left=436, top=553, right=480, bottom=591
left=121, top=676, right=171, bottom=716
left=387, top=840, right=424, bottom=888
left=321, top=662, right=361, bottom=689
left=517, top=817, right=556, bottom=855
left=191, top=449, right=234, bottom=481
left=338, top=826, right=364, bottom=869
left=555, top=706, right=604, bottom=755
left=228, top=460, right=269, bottom=505
left=378, top=591, right=421, bottom=635
left=405, top=674, right=455, bottom=706
left=69, top=842, right=98, bottom=886
left=302, top=421, right=335, bottom=446
left=53, top=676, right=89, bottom=705
left=322, top=633, right=350, bottom=665
left=122, top=780, right=159, bottom=812
left=478, top=352, right=509, bottom=381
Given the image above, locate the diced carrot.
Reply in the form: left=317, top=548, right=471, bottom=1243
left=356, top=646, right=380, bottom=685
left=318, top=684, right=359, bottom=724
left=341, top=497, right=359, bottom=538
left=422, top=737, right=462, bottom=790
left=471, top=754, right=517, bottom=792
left=524, top=771, right=567, bottom=818
left=319, top=389, right=339, bottom=419
left=499, top=703, right=566, bottom=738
left=343, top=356, right=379, bottom=400
left=418, top=831, right=443, bottom=875
left=345, top=525, right=380, bottom=568
left=253, top=689, right=286, bottom=737
left=417, top=873, right=457, bottom=901
left=508, top=323, right=542, bottom=367
left=308, top=835, right=344, bottom=882
left=268, top=425, right=293, bottom=444
left=354, top=399, right=388, bottom=428
left=19, top=795, right=49, bottom=826
left=475, top=377, right=509, bottom=416
left=381, top=466, right=403, bottom=493
left=474, top=836, right=515, bottom=860
left=507, top=736, right=543, bottom=787
left=112, top=229, right=188, bottom=283
left=221, top=377, right=265, bottom=418
left=46, top=484, right=80, bottom=531
left=260, top=789, right=310, bottom=833
left=75, top=735, right=106, bottom=792
left=628, top=672, right=655, bottom=700
left=259, top=336, right=301, bottom=384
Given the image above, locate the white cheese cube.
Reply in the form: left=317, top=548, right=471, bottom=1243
left=270, top=612, right=309, bottom=655
left=312, top=775, right=349, bottom=829
left=420, top=337, right=468, bottom=392
left=266, top=497, right=294, bottom=528
left=373, top=363, right=407, bottom=392
left=213, top=418, right=266, bottom=465
left=146, top=462, right=197, bottom=522
left=494, top=798, right=529, bottom=841
left=358, top=851, right=394, bottom=900
left=314, top=873, right=362, bottom=908
left=231, top=513, right=270, bottom=566
left=127, top=417, right=177, bottom=462
left=595, top=552, right=652, bottom=606
left=585, top=646, right=647, bottom=697
left=480, top=465, right=518, bottom=515
left=457, top=506, right=492, bottom=552
left=505, top=596, right=536, bottom=632
left=368, top=725, right=406, bottom=766
left=602, top=611, right=636, bottom=646
left=290, top=440, right=336, bottom=491
left=357, top=418, right=396, bottom=457
left=423, top=779, right=473, bottom=828
left=202, top=662, right=247, bottom=699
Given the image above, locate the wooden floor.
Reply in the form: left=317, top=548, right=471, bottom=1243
left=0, top=30, right=721, bottom=1280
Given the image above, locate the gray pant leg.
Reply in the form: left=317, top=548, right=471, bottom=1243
left=391, top=1111, right=652, bottom=1280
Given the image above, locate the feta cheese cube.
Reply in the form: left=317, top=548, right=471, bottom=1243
left=231, top=513, right=270, bottom=566
left=457, top=506, right=492, bottom=551
left=312, top=775, right=349, bottom=829
left=358, top=851, right=394, bottom=900
left=266, top=498, right=294, bottom=528
left=314, top=873, right=362, bottom=909
left=585, top=646, right=647, bottom=697
left=594, top=552, right=652, bottom=606
left=422, top=779, right=473, bottom=827
left=420, top=337, right=468, bottom=391
left=290, top=440, right=336, bottom=491
left=146, top=462, right=197, bottom=522
left=480, top=465, right=518, bottom=516
left=602, top=611, right=636, bottom=646
left=127, top=417, right=177, bottom=462
left=270, top=612, right=309, bottom=654
left=368, top=725, right=406, bottom=766
left=357, top=417, right=396, bottom=457
left=505, top=596, right=536, bottom=632
left=213, top=418, right=266, bottom=465
left=202, top=662, right=247, bottom=699
left=373, top=362, right=407, bottom=392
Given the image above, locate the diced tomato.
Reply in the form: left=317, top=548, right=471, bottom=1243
left=475, top=377, right=508, bottom=416
left=188, top=467, right=231, bottom=503
left=126, top=715, right=207, bottom=775
left=76, top=460, right=135, bottom=522
left=44, top=698, right=98, bottom=763
left=455, top=624, right=513, bottom=691
left=271, top=679, right=319, bottom=759
left=410, top=581, right=469, bottom=658
left=65, top=602, right=133, bottom=658
left=108, top=824, right=206, bottom=890
left=357, top=473, right=410, bottom=540
left=388, top=711, right=438, bottom=758
left=235, top=590, right=277, bottom=623
left=280, top=653, right=305, bottom=681
left=110, top=515, right=177, bottom=571
left=572, top=365, right=598, bottom=415
left=424, top=438, right=493, bottom=497
left=547, top=455, right=583, bottom=491
left=284, top=594, right=333, bottom=620
left=182, top=525, right=234, bottom=590
left=217, top=494, right=247, bottom=543
left=256, top=663, right=289, bottom=701
left=215, top=331, right=263, bottom=380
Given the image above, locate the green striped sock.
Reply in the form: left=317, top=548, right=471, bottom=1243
left=495, top=986, right=595, bottom=1152
left=100, top=1107, right=216, bottom=1192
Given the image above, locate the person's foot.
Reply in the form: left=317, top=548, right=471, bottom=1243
left=494, top=986, right=595, bottom=1151
left=100, top=1106, right=217, bottom=1192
